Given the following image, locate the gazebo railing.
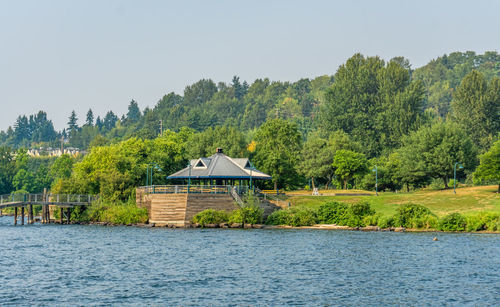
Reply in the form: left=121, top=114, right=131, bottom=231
left=138, top=185, right=250, bottom=195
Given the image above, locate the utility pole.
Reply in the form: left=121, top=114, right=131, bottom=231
left=159, top=120, right=163, bottom=136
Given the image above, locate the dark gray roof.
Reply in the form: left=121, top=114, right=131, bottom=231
left=167, top=152, right=271, bottom=180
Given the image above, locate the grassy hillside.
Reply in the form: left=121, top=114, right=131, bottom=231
left=286, top=185, right=500, bottom=217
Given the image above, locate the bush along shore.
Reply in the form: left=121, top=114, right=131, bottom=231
left=43, top=201, right=149, bottom=226
left=186, top=202, right=500, bottom=233
left=9, top=200, right=498, bottom=233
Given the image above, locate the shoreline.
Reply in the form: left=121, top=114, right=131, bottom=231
left=3, top=216, right=497, bottom=234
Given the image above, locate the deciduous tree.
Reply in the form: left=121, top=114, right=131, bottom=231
left=332, top=149, right=368, bottom=189
left=474, top=139, right=500, bottom=192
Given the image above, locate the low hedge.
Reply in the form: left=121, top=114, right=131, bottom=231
left=228, top=205, right=264, bottom=225
left=393, top=203, right=434, bottom=228
left=466, top=213, right=500, bottom=232
left=439, top=213, right=467, bottom=231
left=192, top=209, right=229, bottom=226
left=87, top=201, right=149, bottom=224
left=266, top=207, right=318, bottom=226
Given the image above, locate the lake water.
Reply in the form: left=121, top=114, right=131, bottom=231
left=0, top=216, right=499, bottom=306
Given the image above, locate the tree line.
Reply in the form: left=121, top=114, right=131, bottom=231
left=0, top=51, right=499, bottom=199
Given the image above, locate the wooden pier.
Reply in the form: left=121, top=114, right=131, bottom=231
left=0, top=193, right=97, bottom=225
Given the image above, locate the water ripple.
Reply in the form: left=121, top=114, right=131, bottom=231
left=0, top=217, right=499, bottom=306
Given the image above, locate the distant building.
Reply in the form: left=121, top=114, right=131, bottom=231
left=26, top=147, right=85, bottom=158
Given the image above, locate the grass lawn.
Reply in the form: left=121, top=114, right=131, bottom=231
left=286, top=185, right=500, bottom=217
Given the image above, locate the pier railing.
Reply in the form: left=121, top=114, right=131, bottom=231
left=138, top=185, right=250, bottom=195
left=0, top=193, right=98, bottom=206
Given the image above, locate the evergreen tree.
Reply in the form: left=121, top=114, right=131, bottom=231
left=85, top=109, right=94, bottom=126
left=103, top=111, right=118, bottom=131
left=232, top=76, right=247, bottom=100
left=67, top=111, right=79, bottom=136
left=126, top=100, right=141, bottom=123
left=95, top=116, right=103, bottom=129
left=13, top=115, right=31, bottom=142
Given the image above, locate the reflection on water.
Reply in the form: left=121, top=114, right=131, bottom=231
left=0, top=216, right=499, bottom=306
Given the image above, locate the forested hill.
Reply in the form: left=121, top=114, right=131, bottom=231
left=413, top=51, right=500, bottom=117
left=1, top=51, right=499, bottom=154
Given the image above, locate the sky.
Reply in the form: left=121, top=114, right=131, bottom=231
left=0, top=0, right=499, bottom=131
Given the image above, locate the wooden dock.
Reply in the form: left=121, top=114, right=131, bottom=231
left=0, top=193, right=97, bottom=225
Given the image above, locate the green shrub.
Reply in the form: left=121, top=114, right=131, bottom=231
left=229, top=205, right=263, bottom=225
left=51, top=201, right=149, bottom=225
left=439, top=213, right=467, bottom=231
left=409, top=214, right=438, bottom=229
left=466, top=213, right=500, bottom=232
left=192, top=209, right=229, bottom=226
left=363, top=213, right=382, bottom=226
left=317, top=202, right=349, bottom=224
left=377, top=216, right=394, bottom=229
left=393, top=204, right=434, bottom=228
left=346, top=202, right=375, bottom=227
left=88, top=202, right=107, bottom=221
left=288, top=207, right=318, bottom=226
left=429, top=178, right=444, bottom=190
left=265, top=207, right=317, bottom=226
left=350, top=202, right=375, bottom=217
left=102, top=202, right=148, bottom=224
left=71, top=205, right=90, bottom=222
left=317, top=201, right=375, bottom=227
left=448, top=179, right=458, bottom=188
left=266, top=209, right=292, bottom=225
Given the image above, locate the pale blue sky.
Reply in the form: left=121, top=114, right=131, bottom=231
left=1, top=0, right=499, bottom=130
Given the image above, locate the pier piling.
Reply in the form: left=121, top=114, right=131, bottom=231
left=21, top=207, right=25, bottom=225
left=29, top=204, right=34, bottom=224
left=14, top=207, right=18, bottom=225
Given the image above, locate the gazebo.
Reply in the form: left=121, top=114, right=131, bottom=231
left=167, top=148, right=271, bottom=191
left=136, top=148, right=272, bottom=226
left=136, top=148, right=271, bottom=226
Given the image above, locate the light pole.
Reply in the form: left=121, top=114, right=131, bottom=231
left=146, top=163, right=162, bottom=186
left=372, top=165, right=378, bottom=196
left=187, top=160, right=192, bottom=194
left=454, top=162, right=463, bottom=194
left=248, top=160, right=256, bottom=193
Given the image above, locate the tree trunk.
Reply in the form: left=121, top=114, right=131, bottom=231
left=343, top=179, right=347, bottom=190
left=443, top=176, right=449, bottom=189
left=325, top=175, right=332, bottom=190
left=274, top=181, right=277, bottom=191
left=406, top=183, right=410, bottom=192
left=311, top=177, right=316, bottom=190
